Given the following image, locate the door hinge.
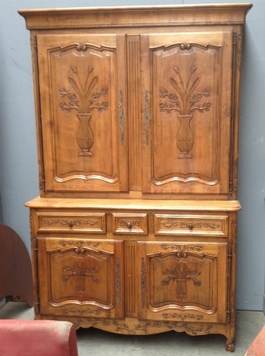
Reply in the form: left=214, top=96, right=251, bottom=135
left=31, top=35, right=38, bottom=50
left=39, top=178, right=45, bottom=191
left=32, top=237, right=38, bottom=252
left=227, top=243, right=232, bottom=323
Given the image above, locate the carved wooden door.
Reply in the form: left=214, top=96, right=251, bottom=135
left=138, top=241, right=228, bottom=323
left=37, top=237, right=124, bottom=319
left=36, top=34, right=128, bottom=193
left=141, top=31, right=234, bottom=197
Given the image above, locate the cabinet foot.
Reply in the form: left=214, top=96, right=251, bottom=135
left=225, top=339, right=235, bottom=352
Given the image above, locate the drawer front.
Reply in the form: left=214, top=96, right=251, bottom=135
left=112, top=213, right=148, bottom=235
left=36, top=211, right=106, bottom=234
left=154, top=214, right=228, bottom=237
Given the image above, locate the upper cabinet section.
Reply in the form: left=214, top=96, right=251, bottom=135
left=36, top=34, right=128, bottom=194
left=141, top=31, right=233, bottom=197
left=19, top=4, right=252, bottom=199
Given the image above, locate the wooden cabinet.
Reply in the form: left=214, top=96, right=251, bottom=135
left=19, top=4, right=251, bottom=352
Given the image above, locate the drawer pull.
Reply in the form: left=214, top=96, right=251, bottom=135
left=74, top=248, right=86, bottom=254
left=126, top=221, right=133, bottom=229
left=68, top=220, right=74, bottom=228
left=188, top=222, right=194, bottom=230
left=176, top=251, right=188, bottom=258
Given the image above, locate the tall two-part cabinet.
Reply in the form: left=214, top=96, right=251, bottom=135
left=20, top=4, right=251, bottom=351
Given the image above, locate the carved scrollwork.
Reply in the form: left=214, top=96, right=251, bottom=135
left=180, top=221, right=221, bottom=230
left=62, top=308, right=101, bottom=316
left=160, top=244, right=204, bottom=252
left=161, top=221, right=179, bottom=228
left=161, top=219, right=221, bottom=230
left=59, top=240, right=100, bottom=250
left=114, top=321, right=139, bottom=335
left=43, top=218, right=99, bottom=227
left=162, top=313, right=204, bottom=321
left=185, top=324, right=212, bottom=335
left=135, top=321, right=179, bottom=333
left=119, top=220, right=141, bottom=228
left=115, top=320, right=179, bottom=334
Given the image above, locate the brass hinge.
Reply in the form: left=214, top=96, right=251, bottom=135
left=31, top=35, right=37, bottom=50
left=141, top=257, right=146, bottom=308
left=119, top=91, right=125, bottom=144
left=227, top=243, right=232, bottom=323
left=233, top=31, right=238, bottom=46
left=39, top=178, right=45, bottom=191
left=115, top=257, right=121, bottom=307
left=229, top=181, right=233, bottom=195
left=32, top=237, right=38, bottom=252
left=144, top=91, right=150, bottom=145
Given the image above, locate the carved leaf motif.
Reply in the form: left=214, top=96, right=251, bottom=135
left=159, top=66, right=211, bottom=115
left=59, top=65, right=108, bottom=114
left=62, top=262, right=99, bottom=294
left=162, top=313, right=204, bottom=321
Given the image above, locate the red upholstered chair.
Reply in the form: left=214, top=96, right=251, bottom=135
left=0, top=320, right=79, bottom=356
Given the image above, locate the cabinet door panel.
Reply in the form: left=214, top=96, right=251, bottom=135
left=37, top=237, right=124, bottom=319
left=37, top=34, right=128, bottom=193
left=138, top=241, right=227, bottom=323
left=141, top=32, right=233, bottom=197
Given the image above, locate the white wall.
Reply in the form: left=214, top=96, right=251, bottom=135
left=0, top=0, right=264, bottom=311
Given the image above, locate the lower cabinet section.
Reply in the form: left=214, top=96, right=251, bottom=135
left=138, top=241, right=227, bottom=324
left=27, top=199, right=239, bottom=352
left=37, top=238, right=124, bottom=319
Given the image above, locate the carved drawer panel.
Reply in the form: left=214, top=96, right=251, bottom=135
left=154, top=214, right=228, bottom=237
left=112, top=213, right=148, bottom=235
left=36, top=211, right=106, bottom=234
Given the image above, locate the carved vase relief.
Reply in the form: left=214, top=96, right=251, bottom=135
left=59, top=65, right=109, bottom=156
left=76, top=112, right=94, bottom=156
left=161, top=263, right=201, bottom=298
left=62, top=262, right=99, bottom=294
left=159, top=66, right=211, bottom=159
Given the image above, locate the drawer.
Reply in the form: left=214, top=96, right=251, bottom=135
left=36, top=211, right=106, bottom=234
left=154, top=214, right=228, bottom=237
left=112, top=213, right=148, bottom=235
